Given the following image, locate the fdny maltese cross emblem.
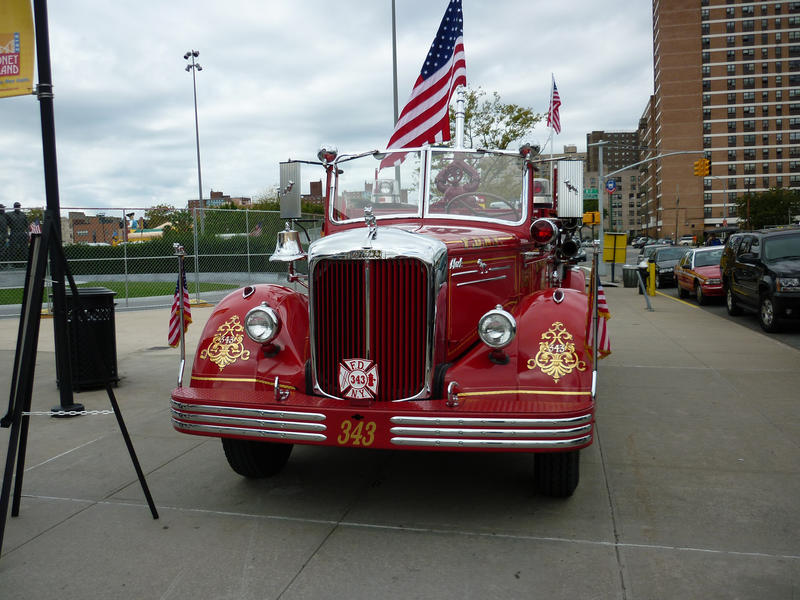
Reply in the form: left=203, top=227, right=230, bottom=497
left=338, top=358, right=379, bottom=400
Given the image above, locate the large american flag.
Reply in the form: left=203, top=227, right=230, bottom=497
left=168, top=269, right=192, bottom=348
left=547, top=76, right=562, bottom=134
left=380, top=0, right=466, bottom=168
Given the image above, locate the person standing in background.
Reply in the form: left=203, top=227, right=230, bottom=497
left=0, top=204, right=9, bottom=266
left=7, top=202, right=29, bottom=264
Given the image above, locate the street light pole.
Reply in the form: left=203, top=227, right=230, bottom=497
left=184, top=50, right=204, bottom=234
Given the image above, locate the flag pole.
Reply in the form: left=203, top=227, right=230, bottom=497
left=591, top=243, right=599, bottom=400
left=549, top=73, right=555, bottom=190
left=174, top=243, right=187, bottom=387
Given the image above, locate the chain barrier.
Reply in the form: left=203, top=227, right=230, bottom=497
left=22, top=410, right=115, bottom=417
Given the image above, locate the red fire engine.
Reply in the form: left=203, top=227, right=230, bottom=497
left=171, top=143, right=599, bottom=497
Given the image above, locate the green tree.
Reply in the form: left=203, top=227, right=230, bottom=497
left=448, top=86, right=543, bottom=150
left=736, top=188, right=800, bottom=230
left=144, top=204, right=193, bottom=233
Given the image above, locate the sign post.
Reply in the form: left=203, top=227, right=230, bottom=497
left=602, top=232, right=627, bottom=283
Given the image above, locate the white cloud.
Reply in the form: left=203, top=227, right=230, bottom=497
left=0, top=0, right=653, bottom=211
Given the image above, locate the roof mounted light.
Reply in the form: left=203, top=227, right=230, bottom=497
left=531, top=218, right=558, bottom=245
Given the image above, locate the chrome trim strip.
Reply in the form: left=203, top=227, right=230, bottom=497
left=455, top=274, right=508, bottom=287
left=451, top=265, right=511, bottom=278
left=389, top=414, right=592, bottom=427
left=172, top=409, right=327, bottom=432
left=172, top=419, right=327, bottom=442
left=170, top=400, right=326, bottom=422
left=389, top=424, right=592, bottom=438
left=390, top=434, right=592, bottom=449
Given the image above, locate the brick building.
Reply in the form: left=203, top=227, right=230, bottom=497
left=68, top=212, right=121, bottom=245
left=188, top=190, right=252, bottom=210
left=638, top=0, right=800, bottom=240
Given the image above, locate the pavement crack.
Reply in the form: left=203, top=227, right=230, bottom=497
left=596, top=422, right=629, bottom=600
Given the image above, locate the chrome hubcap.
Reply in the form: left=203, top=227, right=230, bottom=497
left=761, top=299, right=773, bottom=326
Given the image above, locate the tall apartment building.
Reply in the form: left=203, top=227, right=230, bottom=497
left=585, top=131, right=643, bottom=235
left=639, top=0, right=799, bottom=240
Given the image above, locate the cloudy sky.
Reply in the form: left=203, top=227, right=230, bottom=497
left=0, top=1, right=653, bottom=213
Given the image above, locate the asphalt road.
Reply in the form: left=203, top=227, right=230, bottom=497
left=657, top=285, right=800, bottom=351
left=609, top=244, right=800, bottom=352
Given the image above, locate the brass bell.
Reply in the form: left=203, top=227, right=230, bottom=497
left=269, top=223, right=306, bottom=262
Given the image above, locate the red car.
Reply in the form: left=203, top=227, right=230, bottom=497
left=674, top=246, right=724, bottom=304
left=171, top=144, right=604, bottom=497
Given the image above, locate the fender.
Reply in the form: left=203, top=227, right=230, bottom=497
left=443, top=287, right=592, bottom=412
left=189, top=284, right=309, bottom=392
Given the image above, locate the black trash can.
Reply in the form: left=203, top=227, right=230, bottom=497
left=54, top=287, right=119, bottom=391
left=622, top=264, right=638, bottom=288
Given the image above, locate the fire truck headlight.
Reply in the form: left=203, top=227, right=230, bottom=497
left=478, top=305, right=516, bottom=349
left=244, top=304, right=281, bottom=344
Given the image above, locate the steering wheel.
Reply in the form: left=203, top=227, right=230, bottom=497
left=443, top=192, right=519, bottom=218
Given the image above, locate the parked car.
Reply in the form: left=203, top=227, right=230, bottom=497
left=674, top=246, right=724, bottom=304
left=637, top=242, right=670, bottom=263
left=639, top=246, right=689, bottom=288
left=721, top=227, right=800, bottom=332
left=678, top=235, right=695, bottom=246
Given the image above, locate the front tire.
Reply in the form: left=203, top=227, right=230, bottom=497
left=759, top=294, right=780, bottom=333
left=222, top=438, right=293, bottom=478
left=534, top=450, right=580, bottom=497
left=726, top=285, right=741, bottom=316
left=695, top=282, right=706, bottom=305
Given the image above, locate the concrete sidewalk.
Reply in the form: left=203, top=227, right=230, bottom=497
left=0, top=287, right=797, bottom=599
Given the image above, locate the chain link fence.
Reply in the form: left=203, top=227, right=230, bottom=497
left=0, top=207, right=322, bottom=318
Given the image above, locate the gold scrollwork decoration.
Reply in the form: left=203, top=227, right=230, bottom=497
left=526, top=321, right=587, bottom=383
left=200, top=315, right=251, bottom=371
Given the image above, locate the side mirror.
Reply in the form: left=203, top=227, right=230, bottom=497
left=738, top=252, right=757, bottom=264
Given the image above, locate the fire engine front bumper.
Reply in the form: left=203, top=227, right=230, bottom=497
left=170, top=387, right=594, bottom=452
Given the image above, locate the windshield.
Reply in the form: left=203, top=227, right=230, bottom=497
left=427, top=150, right=525, bottom=223
left=763, top=233, right=800, bottom=261
left=656, top=247, right=688, bottom=261
left=329, top=148, right=526, bottom=224
left=694, top=247, right=723, bottom=267
left=331, top=151, right=422, bottom=222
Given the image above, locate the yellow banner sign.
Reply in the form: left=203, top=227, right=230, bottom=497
left=0, top=0, right=35, bottom=99
left=602, top=232, right=627, bottom=264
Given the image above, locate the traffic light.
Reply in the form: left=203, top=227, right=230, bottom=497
left=692, top=158, right=711, bottom=177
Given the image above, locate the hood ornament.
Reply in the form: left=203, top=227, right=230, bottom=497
left=364, top=206, right=377, bottom=240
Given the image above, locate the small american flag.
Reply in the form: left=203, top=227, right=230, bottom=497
left=168, top=269, right=192, bottom=348
left=29, top=219, right=42, bottom=235
left=547, top=76, right=562, bottom=135
left=586, top=267, right=611, bottom=361
left=380, top=0, right=466, bottom=169
left=249, top=222, right=263, bottom=237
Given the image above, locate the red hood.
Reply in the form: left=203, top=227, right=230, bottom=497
left=397, top=224, right=522, bottom=252
left=694, top=265, right=721, bottom=278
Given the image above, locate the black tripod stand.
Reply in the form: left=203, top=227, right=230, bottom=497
left=0, top=216, right=158, bottom=558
